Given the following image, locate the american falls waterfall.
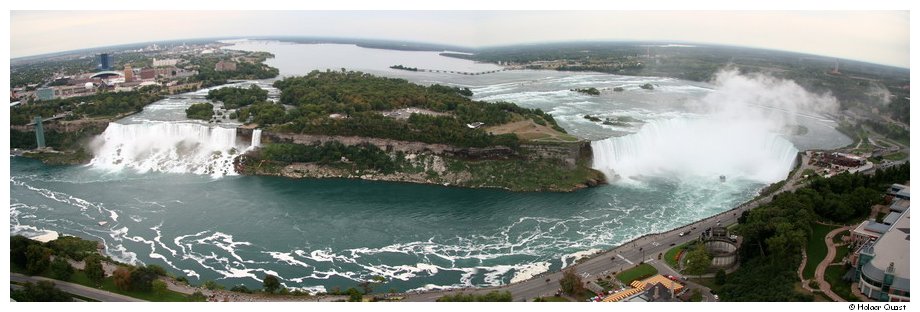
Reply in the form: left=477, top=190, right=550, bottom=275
left=590, top=118, right=799, bottom=184
left=250, top=129, right=262, bottom=149
left=89, top=122, right=242, bottom=177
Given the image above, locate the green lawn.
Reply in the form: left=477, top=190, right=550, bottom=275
left=804, top=223, right=837, bottom=279
left=95, top=273, right=196, bottom=302
left=824, top=265, right=859, bottom=302
left=883, top=152, right=908, bottom=161
left=833, top=245, right=850, bottom=264
left=616, top=263, right=658, bottom=284
left=664, top=241, right=692, bottom=270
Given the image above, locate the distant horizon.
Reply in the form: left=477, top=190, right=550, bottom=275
left=10, top=11, right=909, bottom=68
left=11, top=36, right=911, bottom=70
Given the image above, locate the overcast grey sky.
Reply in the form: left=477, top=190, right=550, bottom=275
left=9, top=11, right=910, bottom=67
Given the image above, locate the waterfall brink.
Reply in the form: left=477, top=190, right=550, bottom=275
left=591, top=118, right=798, bottom=184
left=89, top=122, right=242, bottom=177
left=250, top=129, right=262, bottom=149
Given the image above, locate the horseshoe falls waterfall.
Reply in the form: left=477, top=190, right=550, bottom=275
left=590, top=117, right=799, bottom=184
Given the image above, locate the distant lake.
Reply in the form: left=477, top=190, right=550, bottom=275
left=226, top=41, right=502, bottom=78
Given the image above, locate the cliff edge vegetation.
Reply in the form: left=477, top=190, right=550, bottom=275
left=236, top=70, right=604, bottom=191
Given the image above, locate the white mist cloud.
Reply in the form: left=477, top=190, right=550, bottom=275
left=688, top=69, right=839, bottom=131
left=592, top=70, right=837, bottom=184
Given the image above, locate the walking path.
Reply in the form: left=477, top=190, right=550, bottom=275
left=814, top=226, right=851, bottom=302
left=11, top=273, right=144, bottom=302
left=798, top=248, right=815, bottom=291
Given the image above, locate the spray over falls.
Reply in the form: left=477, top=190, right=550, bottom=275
left=89, top=122, right=242, bottom=177
left=591, top=118, right=798, bottom=184
left=587, top=70, right=838, bottom=185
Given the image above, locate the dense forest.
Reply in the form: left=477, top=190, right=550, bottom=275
left=206, top=85, right=268, bottom=109
left=189, top=53, right=279, bottom=88
left=719, top=163, right=909, bottom=301
left=10, top=89, right=162, bottom=125
left=249, top=70, right=561, bottom=148
left=10, top=57, right=95, bottom=89
left=258, top=141, right=399, bottom=173
left=185, top=102, right=214, bottom=121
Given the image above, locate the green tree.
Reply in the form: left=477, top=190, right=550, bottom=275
left=129, top=265, right=160, bottom=292
left=11, top=235, right=39, bottom=268
left=690, top=289, right=702, bottom=302
left=204, top=280, right=224, bottom=290
left=10, top=281, right=72, bottom=302
left=559, top=268, right=585, bottom=296
left=185, top=102, right=214, bottom=121
left=25, top=244, right=52, bottom=275
left=262, top=274, right=281, bottom=293
left=436, top=291, right=513, bottom=302
left=46, top=235, right=97, bottom=261
left=189, top=291, right=207, bottom=302
left=346, top=287, right=363, bottom=302
left=83, top=255, right=105, bottom=286
left=113, top=266, right=133, bottom=291
left=50, top=257, right=74, bottom=281
left=715, top=269, right=727, bottom=286
left=684, top=244, right=712, bottom=275
left=152, top=279, right=168, bottom=295
left=206, top=85, right=268, bottom=109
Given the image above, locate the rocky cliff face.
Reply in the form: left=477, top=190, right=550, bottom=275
left=258, top=131, right=595, bottom=164
left=519, top=141, right=592, bottom=169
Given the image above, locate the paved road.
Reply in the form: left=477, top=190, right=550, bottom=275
left=815, top=226, right=850, bottom=302
left=403, top=152, right=814, bottom=302
left=11, top=273, right=144, bottom=302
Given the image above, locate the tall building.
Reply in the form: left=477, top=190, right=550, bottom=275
left=855, top=206, right=910, bottom=302
left=124, top=64, right=134, bottom=82
left=96, top=53, right=114, bottom=71
left=139, top=68, right=157, bottom=80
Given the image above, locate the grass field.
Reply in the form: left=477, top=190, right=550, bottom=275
left=664, top=241, right=692, bottom=270
left=804, top=223, right=837, bottom=279
left=825, top=265, right=859, bottom=301
left=883, top=152, right=908, bottom=161
left=616, top=263, right=658, bottom=284
left=833, top=245, right=850, bottom=264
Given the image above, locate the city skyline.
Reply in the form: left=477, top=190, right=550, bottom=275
left=10, top=10, right=911, bottom=68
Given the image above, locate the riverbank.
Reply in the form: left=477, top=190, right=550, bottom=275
left=401, top=151, right=811, bottom=301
